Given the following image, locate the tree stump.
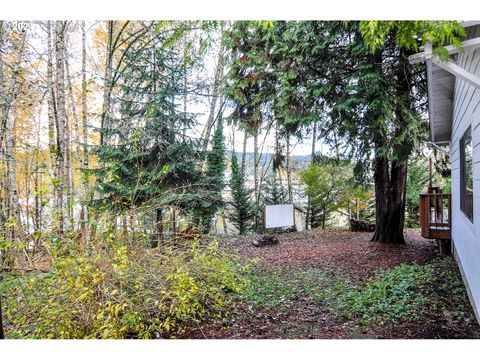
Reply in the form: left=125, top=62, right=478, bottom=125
left=252, top=235, right=279, bottom=247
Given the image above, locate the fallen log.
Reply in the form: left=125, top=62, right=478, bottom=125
left=349, top=219, right=376, bottom=232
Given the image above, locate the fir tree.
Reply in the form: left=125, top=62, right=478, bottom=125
left=93, top=23, right=210, bottom=244
left=263, top=169, right=288, bottom=205
left=228, top=153, right=254, bottom=235
left=197, top=115, right=227, bottom=232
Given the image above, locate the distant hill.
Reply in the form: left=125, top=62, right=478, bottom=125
left=225, top=151, right=311, bottom=176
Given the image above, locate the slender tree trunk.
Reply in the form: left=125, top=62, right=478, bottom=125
left=222, top=208, right=228, bottom=235
left=253, top=125, right=259, bottom=232
left=1, top=23, right=6, bottom=263
left=0, top=296, right=4, bottom=339
left=307, top=120, right=317, bottom=229
left=25, top=158, right=31, bottom=234
left=46, top=21, right=57, bottom=179
left=356, top=199, right=359, bottom=221
left=32, top=111, right=42, bottom=241
left=2, top=29, right=27, bottom=265
left=286, top=133, right=293, bottom=203
left=64, top=47, right=77, bottom=231
left=182, top=30, right=188, bottom=137
left=80, top=20, right=89, bottom=245
left=100, top=21, right=114, bottom=147
left=201, top=22, right=226, bottom=153
left=155, top=208, right=163, bottom=247
left=241, top=129, right=247, bottom=175
left=0, top=22, right=4, bottom=144
left=54, top=21, right=67, bottom=237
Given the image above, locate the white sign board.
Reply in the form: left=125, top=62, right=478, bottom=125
left=265, top=204, right=295, bottom=229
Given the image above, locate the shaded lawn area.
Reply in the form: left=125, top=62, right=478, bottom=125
left=182, top=229, right=480, bottom=339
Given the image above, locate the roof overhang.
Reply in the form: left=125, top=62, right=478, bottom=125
left=426, top=61, right=456, bottom=143
left=409, top=21, right=480, bottom=144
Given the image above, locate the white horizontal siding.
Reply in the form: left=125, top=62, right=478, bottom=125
left=452, top=26, right=480, bottom=143
left=453, top=26, right=480, bottom=125
left=450, top=24, right=480, bottom=321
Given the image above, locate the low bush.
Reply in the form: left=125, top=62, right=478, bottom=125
left=2, top=240, right=247, bottom=339
left=336, top=263, right=434, bottom=325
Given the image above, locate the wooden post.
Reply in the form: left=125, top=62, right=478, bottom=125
left=0, top=295, right=4, bottom=339
left=429, top=157, right=433, bottom=191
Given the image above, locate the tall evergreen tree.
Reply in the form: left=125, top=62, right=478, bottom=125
left=226, top=20, right=463, bottom=244
left=93, top=23, right=209, bottom=245
left=197, top=115, right=227, bottom=232
left=228, top=153, right=254, bottom=235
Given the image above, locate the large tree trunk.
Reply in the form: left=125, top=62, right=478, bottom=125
left=371, top=48, right=413, bottom=244
left=371, top=154, right=407, bottom=244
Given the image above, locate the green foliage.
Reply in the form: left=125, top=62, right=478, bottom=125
left=93, top=23, right=215, bottom=225
left=405, top=154, right=453, bottom=228
left=238, top=266, right=348, bottom=310
left=239, top=269, right=294, bottom=309
left=359, top=21, right=466, bottom=60
left=337, top=264, right=433, bottom=325
left=197, top=115, right=227, bottom=231
left=228, top=154, right=254, bottom=235
left=2, top=240, right=246, bottom=339
left=236, top=257, right=474, bottom=333
left=334, top=258, right=474, bottom=328
left=301, top=157, right=372, bottom=228
left=405, top=156, right=430, bottom=227
left=262, top=169, right=288, bottom=205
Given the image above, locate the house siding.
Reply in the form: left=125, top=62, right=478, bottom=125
left=450, top=24, right=480, bottom=320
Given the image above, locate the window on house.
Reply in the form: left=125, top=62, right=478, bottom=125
left=460, top=126, right=474, bottom=223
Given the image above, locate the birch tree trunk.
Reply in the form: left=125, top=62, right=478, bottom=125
left=3, top=29, right=27, bottom=265
left=54, top=21, right=67, bottom=237
left=46, top=21, right=57, bottom=180
left=64, top=45, right=77, bottom=231
left=0, top=22, right=6, bottom=251
left=100, top=21, right=114, bottom=147
left=80, top=20, right=89, bottom=244
left=201, top=22, right=226, bottom=153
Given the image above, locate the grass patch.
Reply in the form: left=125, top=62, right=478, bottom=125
left=334, top=257, right=473, bottom=327
left=336, top=263, right=433, bottom=325
left=238, top=268, right=295, bottom=308
left=236, top=257, right=474, bottom=333
left=238, top=266, right=350, bottom=310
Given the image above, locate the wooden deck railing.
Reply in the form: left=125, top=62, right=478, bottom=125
left=419, top=191, right=451, bottom=240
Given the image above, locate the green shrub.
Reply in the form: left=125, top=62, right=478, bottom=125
left=2, top=240, right=247, bottom=339
left=336, top=263, right=434, bottom=325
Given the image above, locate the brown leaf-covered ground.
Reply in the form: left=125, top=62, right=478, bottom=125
left=181, top=228, right=480, bottom=339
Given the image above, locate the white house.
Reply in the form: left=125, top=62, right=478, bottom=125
left=412, top=21, right=480, bottom=322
